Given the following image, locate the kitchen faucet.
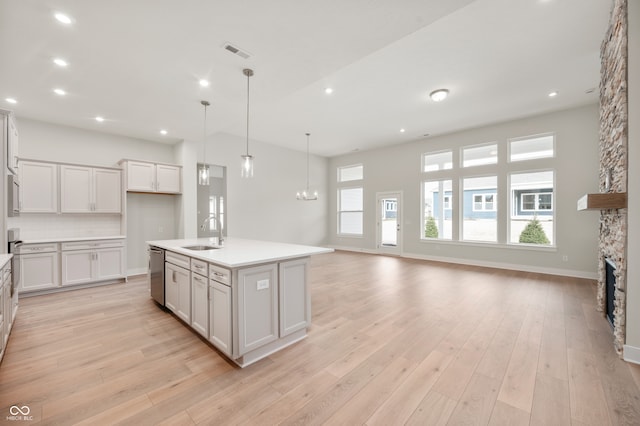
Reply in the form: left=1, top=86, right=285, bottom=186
left=201, top=214, right=224, bottom=245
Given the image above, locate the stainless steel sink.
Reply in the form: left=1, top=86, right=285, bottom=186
left=181, top=245, right=220, bottom=251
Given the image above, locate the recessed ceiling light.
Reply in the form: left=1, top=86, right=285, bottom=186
left=429, top=89, right=449, bottom=102
left=400, top=128, right=406, bottom=133
left=54, top=12, right=73, bottom=25
left=95, top=116, right=104, bottom=122
left=5, top=98, right=17, bottom=104
left=160, top=129, right=168, bottom=135
left=325, top=88, right=333, bottom=95
left=53, top=88, right=66, bottom=96
left=53, top=58, right=68, bottom=67
left=199, top=79, right=210, bottom=87
left=548, top=91, right=558, bottom=97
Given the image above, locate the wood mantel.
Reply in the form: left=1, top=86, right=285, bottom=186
left=577, top=192, right=627, bottom=210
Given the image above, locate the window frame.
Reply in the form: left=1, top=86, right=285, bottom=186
left=461, top=142, right=498, bottom=168
left=337, top=164, right=364, bottom=182
left=337, top=186, right=364, bottom=236
left=422, top=150, right=453, bottom=172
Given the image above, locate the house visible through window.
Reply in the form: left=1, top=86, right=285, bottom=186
left=473, top=194, right=496, bottom=211
left=510, top=170, right=554, bottom=245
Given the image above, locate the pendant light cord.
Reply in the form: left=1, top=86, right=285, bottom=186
left=306, top=133, right=310, bottom=191
left=245, top=71, right=250, bottom=156
left=203, top=102, right=207, bottom=161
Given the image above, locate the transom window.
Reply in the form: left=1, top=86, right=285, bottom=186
left=338, top=164, right=363, bottom=182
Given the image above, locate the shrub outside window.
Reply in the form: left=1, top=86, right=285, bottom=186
left=422, top=179, right=452, bottom=240
left=510, top=170, right=554, bottom=245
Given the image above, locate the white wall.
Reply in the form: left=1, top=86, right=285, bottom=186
left=177, top=132, right=329, bottom=247
left=15, top=118, right=329, bottom=275
left=625, top=0, right=640, bottom=362
left=14, top=118, right=179, bottom=275
left=328, top=104, right=600, bottom=277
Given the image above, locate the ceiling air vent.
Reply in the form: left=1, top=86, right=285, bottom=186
left=223, top=43, right=251, bottom=59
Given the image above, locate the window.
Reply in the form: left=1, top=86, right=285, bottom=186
left=473, top=194, right=496, bottom=211
left=509, top=134, right=554, bottom=162
left=338, top=187, right=363, bottom=235
left=422, top=179, right=452, bottom=240
left=510, top=170, right=554, bottom=245
left=520, top=193, right=552, bottom=212
left=462, top=143, right=498, bottom=167
left=338, top=164, right=363, bottom=182
left=423, top=151, right=453, bottom=172
left=463, top=176, right=497, bottom=242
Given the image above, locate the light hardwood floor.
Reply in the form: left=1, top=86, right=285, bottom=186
left=1, top=251, right=639, bottom=425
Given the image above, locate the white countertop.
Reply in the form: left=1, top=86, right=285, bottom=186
left=21, top=235, right=126, bottom=244
left=147, top=237, right=333, bottom=268
left=0, top=254, right=13, bottom=268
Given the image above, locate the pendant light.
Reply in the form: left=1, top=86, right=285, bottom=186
left=241, top=68, right=254, bottom=178
left=198, top=100, right=211, bottom=185
left=296, top=133, right=318, bottom=200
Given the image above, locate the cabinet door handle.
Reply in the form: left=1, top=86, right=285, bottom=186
left=172, top=270, right=176, bottom=282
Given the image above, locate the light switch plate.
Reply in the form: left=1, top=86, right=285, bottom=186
left=256, top=279, right=270, bottom=290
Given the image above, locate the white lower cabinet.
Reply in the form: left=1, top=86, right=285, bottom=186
left=209, top=279, right=232, bottom=356
left=165, top=262, right=190, bottom=323
left=20, top=252, right=60, bottom=291
left=19, top=244, right=60, bottom=292
left=61, top=241, right=125, bottom=286
left=191, top=273, right=209, bottom=338
left=236, top=263, right=278, bottom=356
left=279, top=258, right=310, bottom=337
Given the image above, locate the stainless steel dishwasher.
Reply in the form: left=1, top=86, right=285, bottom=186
left=149, top=246, right=165, bottom=306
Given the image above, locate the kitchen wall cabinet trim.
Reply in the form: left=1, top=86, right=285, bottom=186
left=120, top=159, right=182, bottom=194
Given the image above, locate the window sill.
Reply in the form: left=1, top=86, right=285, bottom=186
left=419, top=238, right=557, bottom=252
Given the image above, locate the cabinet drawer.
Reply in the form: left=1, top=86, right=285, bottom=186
left=166, top=251, right=190, bottom=269
left=209, top=263, right=230, bottom=285
left=61, top=240, right=125, bottom=251
left=191, top=258, right=208, bottom=276
left=17, top=243, right=58, bottom=254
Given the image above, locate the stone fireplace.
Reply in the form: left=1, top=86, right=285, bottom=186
left=597, top=0, right=628, bottom=355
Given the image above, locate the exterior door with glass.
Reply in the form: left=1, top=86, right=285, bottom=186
left=376, top=192, right=402, bottom=255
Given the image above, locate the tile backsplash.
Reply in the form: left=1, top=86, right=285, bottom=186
left=7, top=214, right=122, bottom=240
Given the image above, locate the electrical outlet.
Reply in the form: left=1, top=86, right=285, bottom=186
left=158, top=226, right=164, bottom=233
left=257, top=279, right=270, bottom=290
left=562, top=255, right=569, bottom=262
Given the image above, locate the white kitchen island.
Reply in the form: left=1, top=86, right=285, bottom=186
left=147, top=237, right=333, bottom=367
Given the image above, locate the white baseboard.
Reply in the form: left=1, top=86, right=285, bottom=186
left=127, top=267, right=148, bottom=276
left=328, top=245, right=597, bottom=280
left=624, top=345, right=640, bottom=364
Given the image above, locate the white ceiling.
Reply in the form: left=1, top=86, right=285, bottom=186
left=0, top=0, right=611, bottom=157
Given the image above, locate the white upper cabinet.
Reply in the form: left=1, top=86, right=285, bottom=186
left=156, top=164, right=181, bottom=193
left=60, top=165, right=121, bottom=213
left=122, top=160, right=182, bottom=194
left=126, top=161, right=156, bottom=192
left=19, top=161, right=58, bottom=213
left=6, top=112, right=19, bottom=174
